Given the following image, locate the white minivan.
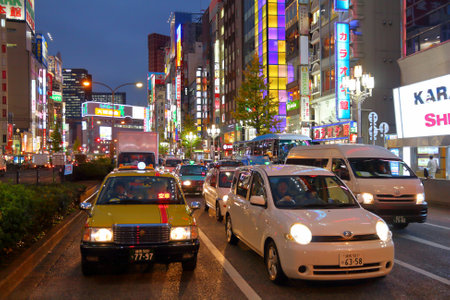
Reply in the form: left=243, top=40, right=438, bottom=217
left=286, top=144, right=427, bottom=229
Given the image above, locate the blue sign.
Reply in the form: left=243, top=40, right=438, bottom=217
left=335, top=22, right=350, bottom=120
left=334, top=0, right=349, bottom=11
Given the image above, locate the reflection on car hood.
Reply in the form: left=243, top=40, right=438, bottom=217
left=277, top=208, right=379, bottom=236
left=89, top=204, right=193, bottom=227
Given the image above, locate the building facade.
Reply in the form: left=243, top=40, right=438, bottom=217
left=148, top=33, right=170, bottom=73
left=91, top=92, right=126, bottom=105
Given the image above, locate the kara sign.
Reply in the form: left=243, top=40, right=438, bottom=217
left=0, top=0, right=24, bottom=21
left=335, top=22, right=351, bottom=120
left=312, top=121, right=356, bottom=142
left=393, top=74, right=450, bottom=138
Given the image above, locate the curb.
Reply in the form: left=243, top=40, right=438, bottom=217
left=0, top=183, right=99, bottom=299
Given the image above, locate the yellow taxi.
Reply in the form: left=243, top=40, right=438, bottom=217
left=79, top=165, right=200, bottom=275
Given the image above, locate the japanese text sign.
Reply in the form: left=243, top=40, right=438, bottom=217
left=335, top=22, right=351, bottom=120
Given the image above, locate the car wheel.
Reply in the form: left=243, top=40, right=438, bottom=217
left=81, top=257, right=96, bottom=276
left=393, top=223, right=409, bottom=229
left=225, top=215, right=238, bottom=245
left=182, top=255, right=197, bottom=271
left=215, top=201, right=223, bottom=222
left=204, top=202, right=209, bottom=212
left=265, top=241, right=287, bottom=284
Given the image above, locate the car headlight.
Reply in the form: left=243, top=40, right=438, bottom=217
left=357, top=193, right=374, bottom=204
left=222, top=195, right=228, bottom=202
left=289, top=224, right=312, bottom=245
left=170, top=226, right=198, bottom=241
left=183, top=180, right=192, bottom=186
left=376, top=220, right=391, bottom=242
left=83, top=228, right=113, bottom=243
left=416, top=193, right=425, bottom=205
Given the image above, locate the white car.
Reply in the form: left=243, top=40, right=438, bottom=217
left=225, top=165, right=394, bottom=283
left=203, top=167, right=235, bottom=221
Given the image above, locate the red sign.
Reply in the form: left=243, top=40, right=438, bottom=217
left=312, top=122, right=353, bottom=141
left=6, top=124, right=13, bottom=152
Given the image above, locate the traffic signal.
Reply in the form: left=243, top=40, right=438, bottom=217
left=96, top=137, right=100, bottom=142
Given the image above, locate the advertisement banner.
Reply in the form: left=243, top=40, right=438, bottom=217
left=335, top=22, right=351, bottom=120
left=298, top=4, right=309, bottom=35
left=312, top=121, right=355, bottom=142
left=393, top=74, right=450, bottom=139
left=0, top=0, right=25, bottom=21
left=99, top=126, right=112, bottom=140
left=82, top=102, right=145, bottom=120
left=35, top=34, right=48, bottom=68
left=6, top=124, right=13, bottom=152
left=25, top=0, right=34, bottom=33
left=334, top=0, right=349, bottom=11
left=301, top=97, right=310, bottom=121
left=287, top=100, right=299, bottom=112
left=300, top=66, right=309, bottom=95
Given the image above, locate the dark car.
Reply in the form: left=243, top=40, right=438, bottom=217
left=174, top=164, right=207, bottom=195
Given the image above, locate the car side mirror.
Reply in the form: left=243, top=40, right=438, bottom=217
left=250, top=195, right=266, bottom=207
left=190, top=201, right=201, bottom=210
left=80, top=202, right=92, bottom=210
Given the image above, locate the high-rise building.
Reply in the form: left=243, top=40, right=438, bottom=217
left=91, top=92, right=126, bottom=105
left=62, top=68, right=92, bottom=145
left=0, top=15, right=8, bottom=154
left=148, top=33, right=170, bottom=73
left=387, top=0, right=449, bottom=179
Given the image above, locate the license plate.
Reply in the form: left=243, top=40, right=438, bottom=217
left=339, top=253, right=363, bottom=267
left=130, top=249, right=154, bottom=262
left=393, top=216, right=406, bottom=223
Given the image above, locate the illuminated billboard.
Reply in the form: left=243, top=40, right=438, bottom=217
left=335, top=22, right=350, bottom=120
left=0, top=0, right=25, bottom=21
left=334, top=0, right=349, bottom=12
left=99, top=126, right=112, bottom=140
left=81, top=102, right=145, bottom=120
left=176, top=24, right=182, bottom=68
left=35, top=34, right=48, bottom=68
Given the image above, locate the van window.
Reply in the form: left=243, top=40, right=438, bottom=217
left=332, top=159, right=350, bottom=181
left=250, top=172, right=267, bottom=202
left=236, top=171, right=252, bottom=198
left=210, top=172, right=217, bottom=186
left=348, top=158, right=416, bottom=178
left=286, top=158, right=328, bottom=168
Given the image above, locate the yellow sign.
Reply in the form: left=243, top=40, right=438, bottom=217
left=95, top=108, right=121, bottom=117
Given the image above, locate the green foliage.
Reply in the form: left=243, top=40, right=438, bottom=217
left=73, top=158, right=113, bottom=180
left=72, top=138, right=81, bottom=153
left=233, top=54, right=282, bottom=135
left=51, top=123, right=63, bottom=153
left=159, top=143, right=169, bottom=157
left=0, top=182, right=85, bottom=258
left=180, top=115, right=201, bottom=158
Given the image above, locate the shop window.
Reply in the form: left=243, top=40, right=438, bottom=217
left=2, top=96, right=5, bottom=104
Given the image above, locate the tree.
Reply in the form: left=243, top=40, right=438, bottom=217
left=180, top=115, right=201, bottom=159
left=51, top=123, right=63, bottom=152
left=233, top=54, right=282, bottom=136
left=72, top=138, right=81, bottom=153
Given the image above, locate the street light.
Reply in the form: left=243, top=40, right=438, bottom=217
left=82, top=80, right=143, bottom=159
left=207, top=124, right=220, bottom=160
left=186, top=132, right=196, bottom=160
left=342, top=65, right=374, bottom=144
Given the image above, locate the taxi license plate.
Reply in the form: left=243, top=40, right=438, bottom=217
left=339, top=253, right=363, bottom=267
left=393, top=216, right=406, bottom=223
left=130, top=249, right=154, bottom=262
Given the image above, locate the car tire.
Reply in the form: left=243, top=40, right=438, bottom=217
left=204, top=202, right=209, bottom=212
left=215, top=201, right=223, bottom=222
left=225, top=215, right=238, bottom=245
left=393, top=223, right=409, bottom=229
left=265, top=240, right=287, bottom=285
left=182, top=255, right=197, bottom=271
left=81, top=257, right=96, bottom=276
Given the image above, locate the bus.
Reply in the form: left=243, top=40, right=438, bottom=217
left=233, top=133, right=311, bottom=163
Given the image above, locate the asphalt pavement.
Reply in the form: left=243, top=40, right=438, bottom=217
left=2, top=195, right=449, bottom=300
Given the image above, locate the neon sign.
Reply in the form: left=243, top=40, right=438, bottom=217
left=334, top=0, right=349, bottom=12
left=335, top=22, right=350, bottom=120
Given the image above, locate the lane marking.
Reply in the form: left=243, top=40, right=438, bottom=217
left=395, top=259, right=450, bottom=286
left=397, top=234, right=450, bottom=251
left=199, top=229, right=261, bottom=300
left=424, top=222, right=450, bottom=231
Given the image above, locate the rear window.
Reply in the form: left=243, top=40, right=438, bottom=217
left=97, top=176, right=184, bottom=205
left=218, top=160, right=244, bottom=167
left=180, top=165, right=207, bottom=176
left=118, top=152, right=156, bottom=167
left=165, top=159, right=181, bottom=167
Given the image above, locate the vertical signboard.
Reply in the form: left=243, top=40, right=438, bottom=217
left=176, top=24, right=182, bottom=68
left=334, top=0, right=350, bottom=11
left=335, top=22, right=350, bottom=120
left=301, top=97, right=310, bottom=121
left=35, top=34, right=48, bottom=68
left=25, top=0, right=34, bottom=33
left=0, top=0, right=25, bottom=21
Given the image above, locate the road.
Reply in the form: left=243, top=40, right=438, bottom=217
left=4, top=195, right=450, bottom=300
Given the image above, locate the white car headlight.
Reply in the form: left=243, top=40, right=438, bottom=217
left=416, top=193, right=425, bottom=205
left=83, top=228, right=114, bottom=242
left=222, top=195, right=229, bottom=202
left=289, top=224, right=312, bottom=245
left=376, top=220, right=391, bottom=242
left=183, top=180, right=192, bottom=186
left=170, top=226, right=198, bottom=241
left=357, top=193, right=374, bottom=204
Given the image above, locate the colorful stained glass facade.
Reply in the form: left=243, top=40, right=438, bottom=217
left=254, top=0, right=287, bottom=130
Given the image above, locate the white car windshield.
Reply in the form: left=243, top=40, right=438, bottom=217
left=268, top=176, right=358, bottom=209
left=348, top=158, right=416, bottom=178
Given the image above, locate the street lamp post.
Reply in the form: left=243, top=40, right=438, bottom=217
left=342, top=65, right=375, bottom=144
left=207, top=125, right=220, bottom=160
left=82, top=81, right=143, bottom=160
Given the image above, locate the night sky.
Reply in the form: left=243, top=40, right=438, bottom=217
left=36, top=0, right=207, bottom=106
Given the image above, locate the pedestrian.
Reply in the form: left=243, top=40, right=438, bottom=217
left=426, top=155, right=439, bottom=179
